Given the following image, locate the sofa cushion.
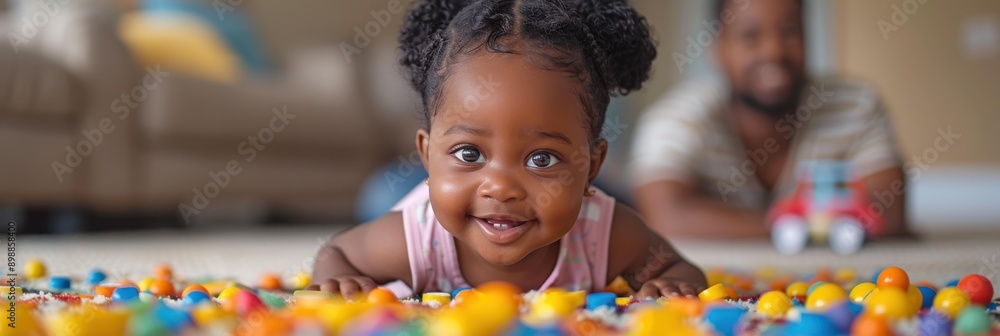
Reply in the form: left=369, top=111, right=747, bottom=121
left=0, top=46, right=83, bottom=123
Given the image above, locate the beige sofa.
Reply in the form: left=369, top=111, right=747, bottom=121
left=0, top=1, right=420, bottom=227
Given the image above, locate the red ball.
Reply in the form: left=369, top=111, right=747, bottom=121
left=957, top=274, right=994, bottom=306
left=876, top=267, right=909, bottom=290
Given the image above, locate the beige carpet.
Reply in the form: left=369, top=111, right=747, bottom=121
left=17, top=225, right=1000, bottom=289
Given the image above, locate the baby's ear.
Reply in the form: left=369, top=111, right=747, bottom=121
left=415, top=129, right=431, bottom=171
left=587, top=139, right=609, bottom=184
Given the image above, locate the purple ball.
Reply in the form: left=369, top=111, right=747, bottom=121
left=919, top=311, right=953, bottom=336
left=824, top=301, right=862, bottom=333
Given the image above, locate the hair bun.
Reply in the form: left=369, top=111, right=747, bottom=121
left=577, top=0, right=657, bottom=95
left=399, top=0, right=472, bottom=92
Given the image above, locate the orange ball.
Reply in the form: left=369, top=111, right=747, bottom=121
left=477, top=281, right=523, bottom=304
left=454, top=289, right=478, bottom=304
left=876, top=267, right=909, bottom=290
left=182, top=284, right=209, bottom=297
left=149, top=279, right=177, bottom=297
left=94, top=285, right=118, bottom=298
left=154, top=264, right=173, bottom=280
left=725, top=286, right=738, bottom=299
left=258, top=273, right=283, bottom=291
left=851, top=313, right=892, bottom=336
left=367, top=287, right=398, bottom=304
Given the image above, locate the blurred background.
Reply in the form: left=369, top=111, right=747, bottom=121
left=2, top=0, right=999, bottom=235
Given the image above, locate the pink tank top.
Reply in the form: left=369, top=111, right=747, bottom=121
left=388, top=184, right=616, bottom=295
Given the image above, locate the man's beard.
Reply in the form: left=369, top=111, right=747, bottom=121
left=736, top=86, right=802, bottom=119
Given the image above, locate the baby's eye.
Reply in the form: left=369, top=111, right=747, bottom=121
left=527, top=153, right=560, bottom=168
left=453, top=147, right=485, bottom=163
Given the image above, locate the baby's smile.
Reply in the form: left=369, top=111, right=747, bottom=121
left=469, top=214, right=537, bottom=245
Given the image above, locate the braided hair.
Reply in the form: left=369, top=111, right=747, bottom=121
left=399, top=0, right=656, bottom=142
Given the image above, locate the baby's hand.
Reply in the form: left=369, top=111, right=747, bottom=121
left=306, top=276, right=377, bottom=299
left=635, top=278, right=705, bottom=300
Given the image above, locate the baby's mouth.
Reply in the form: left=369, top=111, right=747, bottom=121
left=481, top=218, right=528, bottom=230
left=470, top=215, right=535, bottom=245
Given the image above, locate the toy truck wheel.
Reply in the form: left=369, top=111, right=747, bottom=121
left=829, top=216, right=865, bottom=255
left=772, top=215, right=809, bottom=255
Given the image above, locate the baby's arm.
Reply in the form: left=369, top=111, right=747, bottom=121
left=606, top=203, right=707, bottom=299
left=309, top=212, right=412, bottom=298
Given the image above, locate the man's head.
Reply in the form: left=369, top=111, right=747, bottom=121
left=713, top=0, right=806, bottom=118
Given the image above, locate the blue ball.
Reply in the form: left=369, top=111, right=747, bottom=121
left=585, top=292, right=617, bottom=311
left=505, top=320, right=564, bottom=336
left=917, top=286, right=937, bottom=309
left=112, top=286, right=140, bottom=303
left=451, top=286, right=472, bottom=299
left=782, top=312, right=839, bottom=336
left=49, top=276, right=71, bottom=291
left=946, top=279, right=960, bottom=287
left=988, top=301, right=997, bottom=311
left=182, top=291, right=211, bottom=308
left=704, top=306, right=746, bottom=336
left=871, top=268, right=884, bottom=284
left=919, top=311, right=953, bottom=336
left=154, top=304, right=194, bottom=333
left=87, top=269, right=107, bottom=285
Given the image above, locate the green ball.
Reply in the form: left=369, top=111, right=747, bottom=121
left=954, top=305, right=991, bottom=334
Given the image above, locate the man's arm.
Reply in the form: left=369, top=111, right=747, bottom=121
left=633, top=180, right=769, bottom=239
left=862, top=167, right=910, bottom=237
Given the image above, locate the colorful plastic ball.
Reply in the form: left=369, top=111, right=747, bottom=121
left=807, top=281, right=827, bottom=296
left=870, top=267, right=884, bottom=284
left=954, top=305, right=992, bottom=334
left=153, top=304, right=194, bottom=333
left=218, top=286, right=242, bottom=301
left=834, top=268, right=857, bottom=284
left=49, top=276, right=71, bottom=291
left=586, top=292, right=617, bottom=310
left=291, top=272, right=311, bottom=290
left=906, top=284, right=923, bottom=315
left=366, top=287, right=398, bottom=304
left=234, top=289, right=266, bottom=317
left=704, top=305, right=745, bottom=336
left=258, top=273, right=283, bottom=291
left=137, top=277, right=155, bottom=292
left=111, top=286, right=140, bottom=303
left=94, top=284, right=118, bottom=298
left=182, top=284, right=209, bottom=297
left=25, top=259, right=47, bottom=280
left=149, top=279, right=176, bottom=297
left=757, top=291, right=793, bottom=317
left=918, top=311, right=952, bottom=336
left=850, top=282, right=877, bottom=303
left=87, top=269, right=107, bottom=285
left=916, top=286, right=936, bottom=309
left=915, top=281, right=938, bottom=291
left=781, top=312, right=839, bottom=336
left=824, top=301, right=863, bottom=333
left=154, top=263, right=173, bottom=280
left=864, top=287, right=911, bottom=320
left=875, top=267, right=909, bottom=290
left=786, top=281, right=809, bottom=298
left=932, top=287, right=970, bottom=319
left=945, top=279, right=959, bottom=287
left=698, top=283, right=730, bottom=302
left=956, top=274, right=994, bottom=306
left=806, top=283, right=848, bottom=312
left=850, top=313, right=891, bottom=336
left=451, top=286, right=472, bottom=299
left=182, top=290, right=211, bottom=308
left=454, top=288, right=477, bottom=304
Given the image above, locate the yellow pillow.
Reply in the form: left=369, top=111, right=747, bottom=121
left=119, top=13, right=241, bottom=83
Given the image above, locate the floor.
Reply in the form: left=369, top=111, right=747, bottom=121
left=17, top=225, right=1000, bottom=289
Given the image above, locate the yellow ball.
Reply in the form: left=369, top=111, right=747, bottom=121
left=291, top=273, right=311, bottom=290
left=806, top=283, right=848, bottom=312
left=757, top=291, right=793, bottom=317
left=24, top=259, right=47, bottom=280
left=906, top=284, right=923, bottom=315
left=137, top=277, right=155, bottom=292
left=786, top=281, right=809, bottom=298
left=850, top=282, right=877, bottom=303
left=834, top=268, right=857, bottom=284
left=218, top=286, right=242, bottom=301
left=865, top=287, right=912, bottom=320
left=529, top=289, right=577, bottom=322
left=698, top=283, right=729, bottom=302
left=932, top=287, right=970, bottom=319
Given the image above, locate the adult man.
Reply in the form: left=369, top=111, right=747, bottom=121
left=630, top=0, right=908, bottom=238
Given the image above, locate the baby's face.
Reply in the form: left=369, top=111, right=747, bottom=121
left=417, top=51, right=601, bottom=266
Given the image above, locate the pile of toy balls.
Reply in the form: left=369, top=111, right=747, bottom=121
left=3, top=259, right=997, bottom=336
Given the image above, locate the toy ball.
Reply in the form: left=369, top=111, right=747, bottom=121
left=956, top=274, right=994, bottom=306
left=785, top=281, right=810, bottom=298
left=916, top=286, right=936, bottom=309
left=850, top=313, right=891, bottom=336
left=875, top=267, right=909, bottom=290
left=953, top=305, right=992, bottom=334
left=932, top=287, right=970, bottom=319
left=756, top=291, right=793, bottom=317
left=849, top=282, right=876, bottom=303
left=864, top=287, right=911, bottom=320
left=806, top=283, right=847, bottom=312
left=918, top=311, right=952, bottom=336
left=704, top=305, right=745, bottom=336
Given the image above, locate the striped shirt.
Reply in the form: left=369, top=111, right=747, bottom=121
left=629, top=77, right=902, bottom=210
